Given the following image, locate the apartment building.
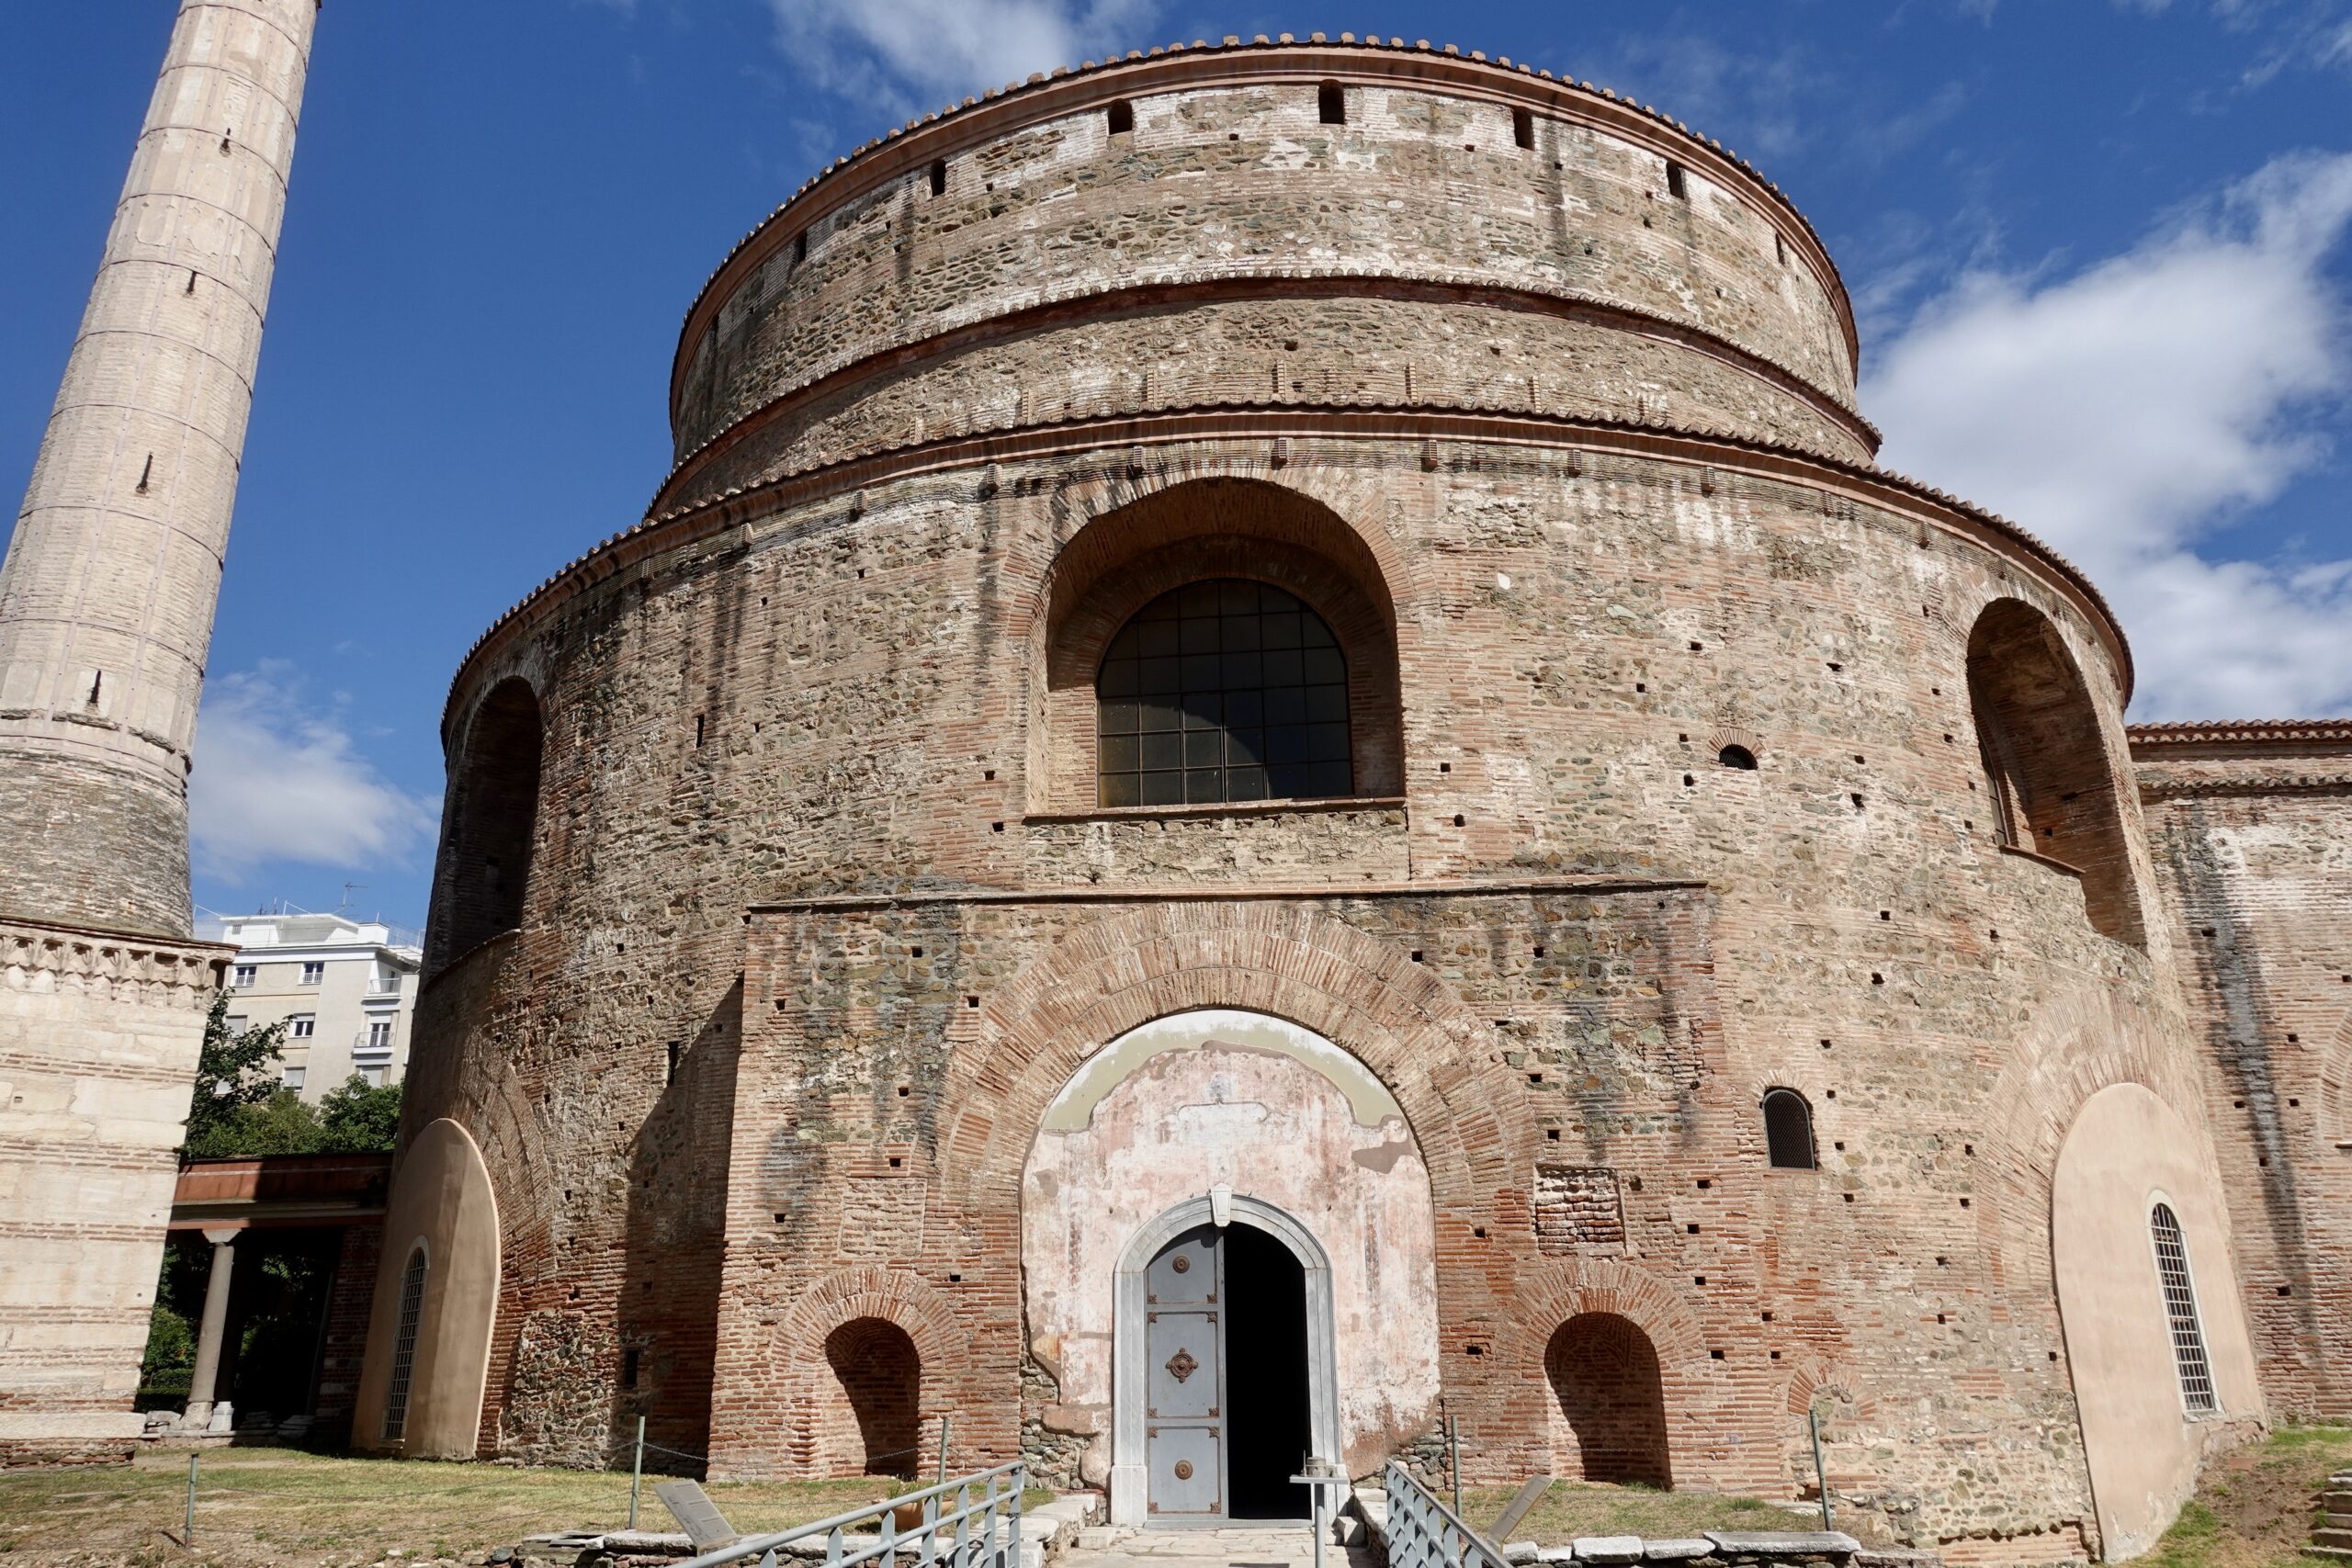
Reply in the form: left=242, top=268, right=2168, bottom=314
left=201, top=910, right=422, bottom=1100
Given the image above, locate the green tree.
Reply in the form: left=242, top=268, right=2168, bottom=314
left=187, top=1088, right=327, bottom=1157
left=318, top=1075, right=402, bottom=1153
left=182, top=993, right=291, bottom=1153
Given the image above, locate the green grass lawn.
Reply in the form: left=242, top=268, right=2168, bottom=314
left=2143, top=1423, right=2352, bottom=1568
left=1455, top=1481, right=1862, bottom=1547
left=0, top=1447, right=1042, bottom=1568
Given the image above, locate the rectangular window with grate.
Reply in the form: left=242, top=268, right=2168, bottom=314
left=2150, top=1202, right=2217, bottom=1415
left=382, top=1247, right=427, bottom=1441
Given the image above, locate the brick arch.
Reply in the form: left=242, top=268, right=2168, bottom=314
left=2319, top=1010, right=2352, bottom=1156
left=755, top=1266, right=964, bottom=1475
left=936, top=901, right=1522, bottom=1216
left=428, top=674, right=547, bottom=973
left=1011, top=464, right=1420, bottom=813
left=1486, top=1258, right=1707, bottom=1487
left=1977, top=987, right=2215, bottom=1297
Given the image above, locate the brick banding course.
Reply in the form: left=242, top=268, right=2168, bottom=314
left=359, top=38, right=2344, bottom=1565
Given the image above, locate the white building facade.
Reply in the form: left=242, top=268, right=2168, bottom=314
left=201, top=911, right=422, bottom=1100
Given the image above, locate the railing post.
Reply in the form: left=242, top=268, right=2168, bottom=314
left=1009, top=1463, right=1025, bottom=1568
left=184, top=1451, right=198, bottom=1547
left=630, top=1414, right=646, bottom=1529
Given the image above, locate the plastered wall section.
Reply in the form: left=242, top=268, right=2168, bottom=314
left=1020, top=1009, right=1442, bottom=1481
left=2050, top=1083, right=2263, bottom=1561
left=0, top=918, right=228, bottom=1461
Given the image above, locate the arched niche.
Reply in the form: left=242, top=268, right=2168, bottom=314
left=1964, top=600, right=2145, bottom=949
left=429, top=677, right=545, bottom=972
left=1032, top=479, right=1405, bottom=813
left=353, top=1118, right=501, bottom=1458
left=1019, top=1007, right=1440, bottom=1520
left=2052, top=1083, right=2261, bottom=1558
left=1545, top=1311, right=1671, bottom=1487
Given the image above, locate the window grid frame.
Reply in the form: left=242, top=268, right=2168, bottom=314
left=1095, top=579, right=1354, bottom=809
left=382, top=1246, right=427, bottom=1441
left=2149, top=1201, right=2218, bottom=1416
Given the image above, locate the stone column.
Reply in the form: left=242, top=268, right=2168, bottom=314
left=182, top=1228, right=239, bottom=1429
left=0, top=0, right=321, bottom=937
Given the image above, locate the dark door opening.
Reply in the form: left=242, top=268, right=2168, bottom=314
left=1223, top=1223, right=1310, bottom=1518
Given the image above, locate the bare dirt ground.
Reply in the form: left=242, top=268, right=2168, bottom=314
left=2146, top=1422, right=2352, bottom=1568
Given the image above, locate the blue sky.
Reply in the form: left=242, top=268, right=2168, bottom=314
left=4, top=0, right=2348, bottom=931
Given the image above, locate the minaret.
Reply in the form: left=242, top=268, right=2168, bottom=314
left=0, top=0, right=319, bottom=1464
left=0, top=0, right=319, bottom=937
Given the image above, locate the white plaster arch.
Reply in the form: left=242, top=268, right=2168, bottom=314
left=1021, top=1007, right=1441, bottom=1523
left=1108, top=1194, right=1342, bottom=1526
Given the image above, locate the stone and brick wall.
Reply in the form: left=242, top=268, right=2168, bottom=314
left=380, top=38, right=2285, bottom=1566
left=2133, top=721, right=2352, bottom=1420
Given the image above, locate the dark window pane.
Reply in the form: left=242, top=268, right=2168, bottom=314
left=1095, top=577, right=1355, bottom=807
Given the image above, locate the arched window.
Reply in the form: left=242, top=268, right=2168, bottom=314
left=822, top=1317, right=922, bottom=1477
left=1965, top=601, right=2145, bottom=949
left=1718, top=744, right=1758, bottom=771
left=2148, top=1202, right=2216, bottom=1415
left=431, top=678, right=545, bottom=967
left=381, top=1246, right=427, bottom=1442
left=1762, top=1089, right=1815, bottom=1169
left=1096, top=580, right=1351, bottom=807
left=1317, top=81, right=1346, bottom=125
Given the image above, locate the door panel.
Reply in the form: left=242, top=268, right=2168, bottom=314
left=1148, top=1423, right=1222, bottom=1517
left=1145, top=1225, right=1226, bottom=1518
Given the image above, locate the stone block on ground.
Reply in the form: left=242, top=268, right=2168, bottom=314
left=1642, top=1540, right=1715, bottom=1561
left=1703, top=1531, right=1861, bottom=1557
left=1572, top=1537, right=1645, bottom=1563
left=1504, top=1540, right=1539, bottom=1564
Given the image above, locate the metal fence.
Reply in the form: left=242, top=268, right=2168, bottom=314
left=673, top=1461, right=1026, bottom=1568
left=1383, top=1459, right=1510, bottom=1568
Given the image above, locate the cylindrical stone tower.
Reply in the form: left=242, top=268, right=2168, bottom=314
left=0, top=0, right=319, bottom=937
left=0, top=0, right=317, bottom=1466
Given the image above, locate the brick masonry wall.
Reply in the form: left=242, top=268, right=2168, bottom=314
left=390, top=42, right=2274, bottom=1567
left=2133, top=726, right=2352, bottom=1420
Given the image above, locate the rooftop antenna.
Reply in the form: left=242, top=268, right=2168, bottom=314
left=338, top=883, right=365, bottom=911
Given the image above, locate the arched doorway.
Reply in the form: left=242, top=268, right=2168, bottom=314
left=820, top=1317, right=921, bottom=1478
left=1546, top=1312, right=1671, bottom=1487
left=1113, top=1195, right=1341, bottom=1526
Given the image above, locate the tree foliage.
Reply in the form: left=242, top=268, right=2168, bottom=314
left=180, top=993, right=403, bottom=1156
left=183, top=993, right=289, bottom=1154
left=319, top=1076, right=403, bottom=1153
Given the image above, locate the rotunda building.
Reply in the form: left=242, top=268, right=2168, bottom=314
left=352, top=36, right=2318, bottom=1563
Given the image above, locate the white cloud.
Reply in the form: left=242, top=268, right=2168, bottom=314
left=767, top=0, right=1159, bottom=104
left=189, top=663, right=439, bottom=884
left=1867, top=152, right=2352, bottom=719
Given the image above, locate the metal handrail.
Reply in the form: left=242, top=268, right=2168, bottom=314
left=673, top=1461, right=1026, bottom=1568
left=1384, top=1459, right=1510, bottom=1568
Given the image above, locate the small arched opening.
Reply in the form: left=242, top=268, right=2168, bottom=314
left=1964, top=601, right=2144, bottom=948
left=820, top=1317, right=922, bottom=1477
left=430, top=677, right=545, bottom=968
left=1762, top=1088, right=1817, bottom=1170
left=1545, top=1312, right=1671, bottom=1487
left=1717, top=744, right=1758, bottom=771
